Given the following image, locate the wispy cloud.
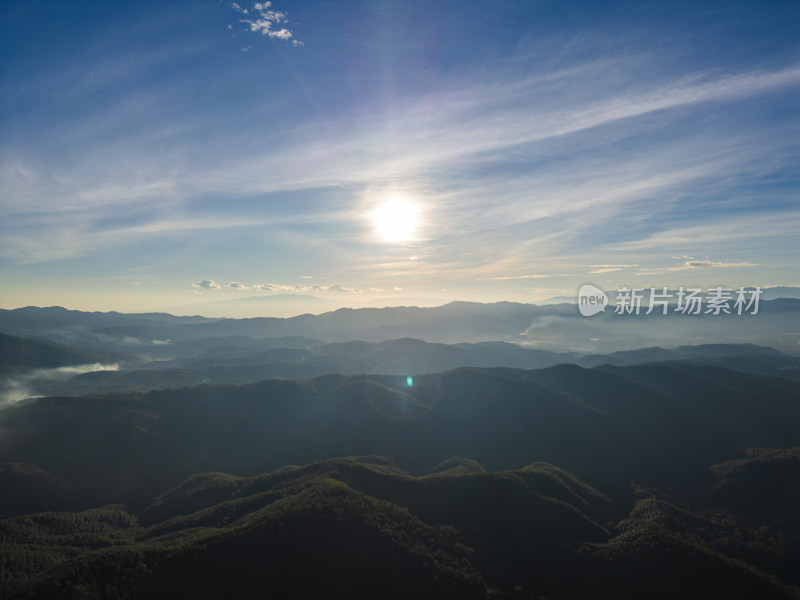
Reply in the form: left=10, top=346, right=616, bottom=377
left=591, top=264, right=639, bottom=268
left=588, top=264, right=638, bottom=274
left=1, top=363, right=119, bottom=407
left=488, top=274, right=549, bottom=280
left=251, top=282, right=360, bottom=294
left=2, top=16, right=798, bottom=299
left=320, top=284, right=359, bottom=293
left=192, top=280, right=362, bottom=294
left=630, top=257, right=758, bottom=277
left=607, top=212, right=800, bottom=254
left=665, top=258, right=758, bottom=271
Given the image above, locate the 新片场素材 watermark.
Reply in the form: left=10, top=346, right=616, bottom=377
left=577, top=285, right=761, bottom=317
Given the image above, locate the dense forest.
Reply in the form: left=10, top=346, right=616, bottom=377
left=2, top=357, right=799, bottom=598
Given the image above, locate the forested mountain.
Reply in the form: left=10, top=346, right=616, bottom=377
left=4, top=333, right=798, bottom=401
left=1, top=455, right=797, bottom=599
left=1, top=306, right=799, bottom=598
left=1, top=360, right=799, bottom=597
left=0, top=333, right=109, bottom=371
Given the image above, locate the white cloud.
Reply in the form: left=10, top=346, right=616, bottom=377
left=686, top=260, right=714, bottom=268
left=236, top=2, right=302, bottom=44
left=591, top=264, right=639, bottom=268
left=253, top=282, right=302, bottom=292
left=268, top=28, right=292, bottom=40
left=588, top=265, right=638, bottom=273
left=226, top=281, right=249, bottom=290
left=193, top=279, right=221, bottom=290
left=393, top=287, right=403, bottom=291
left=314, top=284, right=360, bottom=294
left=643, top=256, right=759, bottom=272
left=666, top=259, right=757, bottom=271
left=488, top=274, right=549, bottom=280
left=369, top=287, right=384, bottom=292
left=252, top=282, right=360, bottom=293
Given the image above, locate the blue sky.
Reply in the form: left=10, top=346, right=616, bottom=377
left=1, top=0, right=798, bottom=315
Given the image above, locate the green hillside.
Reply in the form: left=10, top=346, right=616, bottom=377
left=1, top=457, right=796, bottom=599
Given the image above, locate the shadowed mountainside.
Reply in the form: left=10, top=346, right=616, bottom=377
left=1, top=363, right=798, bottom=511
left=0, top=333, right=111, bottom=372
left=1, top=342, right=799, bottom=598
left=1, top=456, right=797, bottom=599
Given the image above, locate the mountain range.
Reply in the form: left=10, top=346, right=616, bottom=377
left=1, top=304, right=799, bottom=598
left=1, top=360, right=799, bottom=597
left=2, top=300, right=799, bottom=354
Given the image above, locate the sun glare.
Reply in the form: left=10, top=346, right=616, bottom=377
left=371, top=197, right=419, bottom=242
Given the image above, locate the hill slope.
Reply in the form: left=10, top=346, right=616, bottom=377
left=2, top=457, right=796, bottom=600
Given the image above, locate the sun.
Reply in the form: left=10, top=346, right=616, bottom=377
left=371, top=197, right=419, bottom=242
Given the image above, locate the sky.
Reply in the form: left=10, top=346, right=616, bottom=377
left=1, top=0, right=798, bottom=316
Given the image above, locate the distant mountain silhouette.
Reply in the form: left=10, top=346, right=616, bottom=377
left=2, top=305, right=800, bottom=597
left=543, top=286, right=800, bottom=304
left=3, top=301, right=798, bottom=354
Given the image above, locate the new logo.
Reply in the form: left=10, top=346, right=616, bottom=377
left=577, top=284, right=609, bottom=317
